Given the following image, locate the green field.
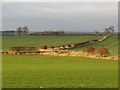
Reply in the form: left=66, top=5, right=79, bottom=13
left=2, top=35, right=100, bottom=50
left=73, top=35, right=118, bottom=54
left=2, top=35, right=118, bottom=54
left=2, top=55, right=118, bottom=88
left=2, top=35, right=118, bottom=88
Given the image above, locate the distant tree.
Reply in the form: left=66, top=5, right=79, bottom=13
left=104, top=26, right=115, bottom=35
left=109, top=26, right=115, bottom=34
left=22, top=26, right=29, bottom=34
left=16, top=26, right=29, bottom=35
left=104, top=28, right=110, bottom=35
left=16, top=27, right=22, bottom=35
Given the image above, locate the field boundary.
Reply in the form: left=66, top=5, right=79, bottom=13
left=1, top=34, right=118, bottom=60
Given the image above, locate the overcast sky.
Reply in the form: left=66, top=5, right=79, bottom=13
left=2, top=2, right=118, bottom=32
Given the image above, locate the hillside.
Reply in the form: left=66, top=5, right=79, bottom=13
left=72, top=35, right=118, bottom=54
left=2, top=35, right=118, bottom=88
left=2, top=35, right=100, bottom=50
left=2, top=35, right=118, bottom=55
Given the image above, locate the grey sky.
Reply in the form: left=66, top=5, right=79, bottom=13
left=2, top=2, right=118, bottom=32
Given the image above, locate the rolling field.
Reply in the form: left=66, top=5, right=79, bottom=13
left=2, top=35, right=100, bottom=50
left=2, top=35, right=118, bottom=54
left=2, top=55, right=118, bottom=88
left=73, top=35, right=118, bottom=54
left=2, top=35, right=118, bottom=88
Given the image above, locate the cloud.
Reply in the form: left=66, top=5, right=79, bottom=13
left=2, top=2, right=118, bottom=32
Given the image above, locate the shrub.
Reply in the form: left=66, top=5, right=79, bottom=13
left=86, top=47, right=95, bottom=53
left=93, top=39, right=98, bottom=42
left=74, top=43, right=78, bottom=47
left=68, top=44, right=71, bottom=48
left=59, top=45, right=65, bottom=49
left=74, top=43, right=80, bottom=47
left=81, top=42, right=85, bottom=45
left=51, top=46, right=54, bottom=48
left=10, top=47, right=26, bottom=52
left=97, top=48, right=109, bottom=56
left=10, top=47, right=36, bottom=52
left=41, top=45, right=47, bottom=49
left=62, top=45, right=65, bottom=47
left=26, top=47, right=36, bottom=52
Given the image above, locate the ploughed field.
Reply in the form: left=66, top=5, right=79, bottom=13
left=1, top=35, right=118, bottom=88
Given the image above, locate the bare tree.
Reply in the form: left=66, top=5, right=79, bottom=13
left=109, top=26, right=114, bottom=33
left=16, top=27, right=22, bottom=35
left=16, top=26, right=29, bottom=35
left=22, top=26, right=29, bottom=34
left=104, top=26, right=115, bottom=35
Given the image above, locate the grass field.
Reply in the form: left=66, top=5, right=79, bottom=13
left=2, top=35, right=118, bottom=88
left=2, top=35, right=118, bottom=54
left=73, top=35, right=118, bottom=54
left=2, top=55, right=118, bottom=88
left=2, top=35, right=100, bottom=50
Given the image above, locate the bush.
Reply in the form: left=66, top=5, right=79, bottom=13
left=62, top=45, right=65, bottom=47
left=68, top=44, right=71, bottom=48
left=26, top=47, right=36, bottom=52
left=59, top=45, right=65, bottom=48
left=10, top=47, right=26, bottom=52
left=86, top=47, right=95, bottom=53
left=51, top=46, right=54, bottom=48
left=93, top=39, right=98, bottom=42
left=41, top=45, right=47, bottom=49
left=97, top=48, right=109, bottom=56
left=59, top=45, right=65, bottom=49
left=74, top=43, right=78, bottom=47
left=74, top=43, right=81, bottom=47
left=10, top=47, right=36, bottom=52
